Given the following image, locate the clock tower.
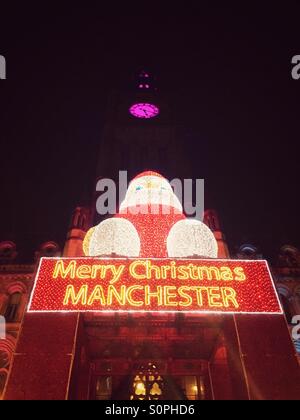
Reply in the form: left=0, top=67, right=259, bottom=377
left=64, top=70, right=194, bottom=257
left=4, top=71, right=300, bottom=402
left=96, top=69, right=189, bottom=184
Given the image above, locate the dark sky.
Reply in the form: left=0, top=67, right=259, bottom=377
left=0, top=4, right=300, bottom=262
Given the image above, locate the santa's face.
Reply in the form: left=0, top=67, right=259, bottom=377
left=84, top=171, right=218, bottom=259
left=119, top=173, right=182, bottom=214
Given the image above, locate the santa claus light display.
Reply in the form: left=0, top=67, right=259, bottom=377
left=83, top=171, right=218, bottom=259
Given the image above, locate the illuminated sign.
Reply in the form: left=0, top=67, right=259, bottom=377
left=28, top=257, right=282, bottom=314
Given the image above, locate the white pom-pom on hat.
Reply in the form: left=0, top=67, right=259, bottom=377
left=167, top=219, right=218, bottom=259
left=89, top=218, right=141, bottom=257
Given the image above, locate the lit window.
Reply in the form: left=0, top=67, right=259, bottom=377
left=180, top=376, right=205, bottom=400
left=130, top=363, right=164, bottom=400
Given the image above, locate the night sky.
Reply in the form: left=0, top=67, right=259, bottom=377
left=1, top=4, right=300, bottom=262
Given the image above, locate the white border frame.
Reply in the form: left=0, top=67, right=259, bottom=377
left=27, top=257, right=284, bottom=315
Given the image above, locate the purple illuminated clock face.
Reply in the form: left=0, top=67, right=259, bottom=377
left=129, top=103, right=160, bottom=119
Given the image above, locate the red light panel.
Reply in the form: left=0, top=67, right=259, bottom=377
left=28, top=257, right=282, bottom=315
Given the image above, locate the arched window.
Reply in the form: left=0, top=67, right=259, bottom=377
left=180, top=376, right=204, bottom=400
left=0, top=335, right=15, bottom=397
left=4, top=293, right=22, bottom=323
left=0, top=349, right=9, bottom=370
left=130, top=362, right=164, bottom=400
left=0, top=241, right=17, bottom=263
left=36, top=242, right=60, bottom=260
left=79, top=215, right=85, bottom=230
left=70, top=208, right=89, bottom=231
left=204, top=210, right=220, bottom=232
left=278, top=245, right=300, bottom=268
left=73, top=211, right=80, bottom=228
left=237, top=244, right=259, bottom=260
left=212, top=217, right=217, bottom=231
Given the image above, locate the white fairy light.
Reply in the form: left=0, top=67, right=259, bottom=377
left=167, top=219, right=218, bottom=258
left=82, top=226, right=96, bottom=256
left=119, top=173, right=182, bottom=213
left=89, top=218, right=141, bottom=257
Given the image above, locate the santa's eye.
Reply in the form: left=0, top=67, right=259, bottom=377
left=135, top=186, right=143, bottom=191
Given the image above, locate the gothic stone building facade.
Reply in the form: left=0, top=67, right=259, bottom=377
left=1, top=72, right=300, bottom=399
left=0, top=211, right=299, bottom=399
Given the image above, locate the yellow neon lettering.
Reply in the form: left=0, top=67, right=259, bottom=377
left=188, top=264, right=198, bottom=280
left=170, top=261, right=177, bottom=279
left=234, top=267, right=246, bottom=281
left=108, top=264, right=125, bottom=284
left=207, top=287, right=223, bottom=307
left=90, top=265, right=104, bottom=279
left=53, top=260, right=76, bottom=279
left=220, top=267, right=233, bottom=281
left=197, top=266, right=220, bottom=280
left=76, top=264, right=91, bottom=279
left=63, top=285, right=87, bottom=305
left=145, top=285, right=163, bottom=306
left=177, top=265, right=189, bottom=280
left=191, top=286, right=206, bottom=306
left=146, top=261, right=161, bottom=280
left=129, top=261, right=147, bottom=280
left=107, top=285, right=126, bottom=305
left=221, top=287, right=239, bottom=308
left=161, top=266, right=170, bottom=279
left=178, top=286, right=193, bottom=307
left=87, top=285, right=106, bottom=306
left=126, top=285, right=144, bottom=306
left=163, top=286, right=178, bottom=306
